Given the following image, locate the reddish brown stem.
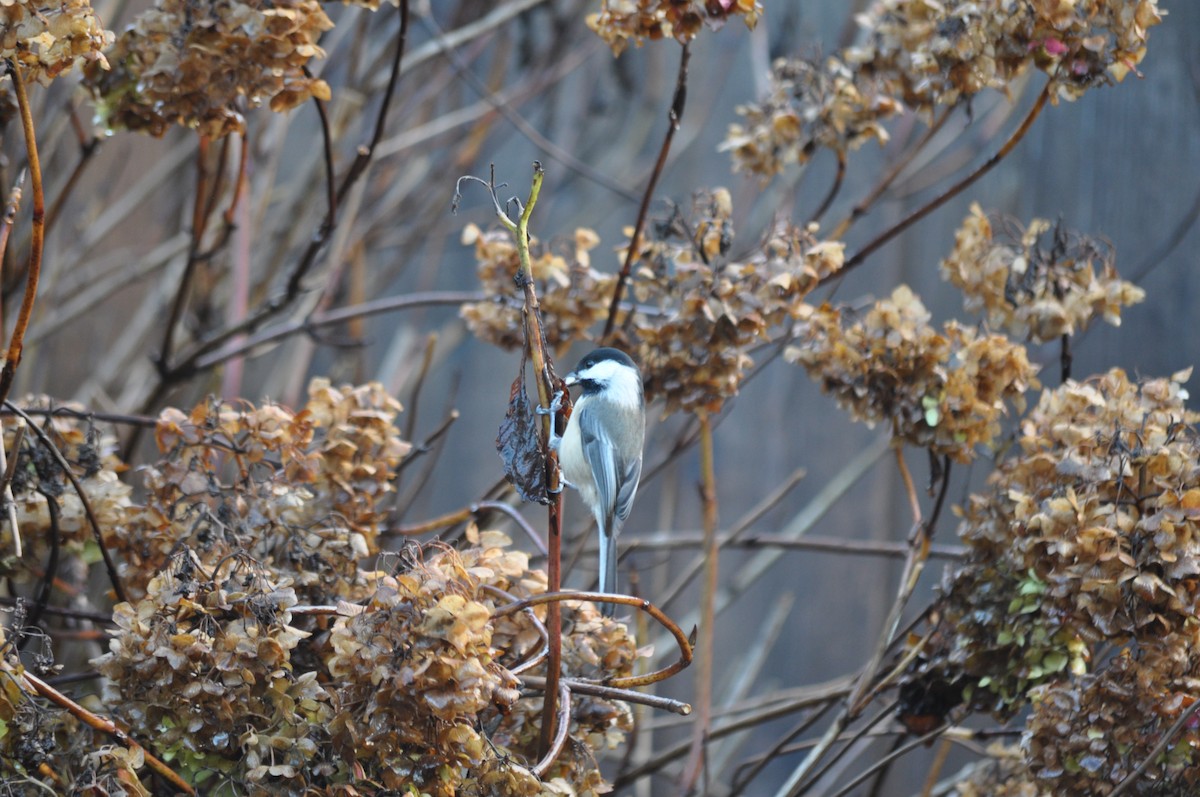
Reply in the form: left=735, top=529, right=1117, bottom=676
left=0, top=65, right=44, bottom=408
left=21, top=671, right=196, bottom=795
left=825, top=80, right=1051, bottom=285
left=602, top=42, right=691, bottom=342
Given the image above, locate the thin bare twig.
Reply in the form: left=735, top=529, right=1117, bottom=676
left=602, top=42, right=691, bottom=341
left=1109, top=698, right=1200, bottom=797
left=679, top=412, right=718, bottom=795
left=521, top=674, right=692, bottom=715
left=386, top=499, right=548, bottom=556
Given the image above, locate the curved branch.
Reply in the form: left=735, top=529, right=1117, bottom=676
left=826, top=80, right=1051, bottom=285
left=493, top=590, right=694, bottom=689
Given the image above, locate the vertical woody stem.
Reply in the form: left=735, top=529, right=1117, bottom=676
left=0, top=62, right=45, bottom=407
left=498, top=163, right=565, bottom=757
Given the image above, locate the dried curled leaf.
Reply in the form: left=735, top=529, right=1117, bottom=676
left=497, top=355, right=551, bottom=505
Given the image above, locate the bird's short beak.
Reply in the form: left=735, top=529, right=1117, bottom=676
left=563, top=373, right=579, bottom=386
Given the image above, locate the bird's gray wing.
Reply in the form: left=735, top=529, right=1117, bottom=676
left=578, top=408, right=640, bottom=531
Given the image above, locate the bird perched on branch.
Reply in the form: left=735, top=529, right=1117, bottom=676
left=550, top=347, right=645, bottom=616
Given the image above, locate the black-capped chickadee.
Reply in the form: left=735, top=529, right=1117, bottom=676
left=552, top=347, right=645, bottom=616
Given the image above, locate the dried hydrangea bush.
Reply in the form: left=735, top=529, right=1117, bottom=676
left=902, top=369, right=1200, bottom=792
left=1, top=383, right=639, bottom=793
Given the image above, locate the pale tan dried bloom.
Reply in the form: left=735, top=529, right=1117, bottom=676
left=941, top=204, right=1144, bottom=342
left=111, top=380, right=409, bottom=601
left=623, top=192, right=844, bottom=413
left=588, top=0, right=762, bottom=55
left=83, top=0, right=333, bottom=138
left=788, top=285, right=1039, bottom=462
left=846, top=0, right=1164, bottom=109
left=723, top=56, right=901, bottom=178
left=0, top=0, right=112, bottom=83
left=460, top=225, right=617, bottom=352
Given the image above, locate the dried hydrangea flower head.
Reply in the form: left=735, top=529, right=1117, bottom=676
left=941, top=204, right=1145, bottom=342
left=1, top=0, right=112, bottom=83
left=589, top=0, right=762, bottom=55
left=83, top=0, right=334, bottom=137
left=848, top=0, right=1164, bottom=108
left=461, top=225, right=616, bottom=353
left=788, top=285, right=1039, bottom=462
left=724, top=56, right=901, bottom=179
left=902, top=369, right=1200, bottom=792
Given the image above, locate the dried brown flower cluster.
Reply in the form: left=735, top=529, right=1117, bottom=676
left=0, top=404, right=131, bottom=579
left=623, top=193, right=844, bottom=412
left=941, top=204, right=1145, bottom=342
left=588, top=0, right=762, bottom=55
left=723, top=56, right=901, bottom=178
left=1, top=384, right=640, bottom=793
left=83, top=0, right=333, bottom=138
left=848, top=0, right=1163, bottom=107
left=95, top=558, right=327, bottom=790
left=465, top=190, right=844, bottom=413
left=91, top=531, right=637, bottom=794
left=944, top=746, right=1048, bottom=797
left=461, top=224, right=617, bottom=353
left=327, top=535, right=637, bottom=795
left=0, top=0, right=111, bottom=83
left=109, top=379, right=409, bottom=601
left=787, top=285, right=1039, bottom=462
left=903, top=369, right=1200, bottom=792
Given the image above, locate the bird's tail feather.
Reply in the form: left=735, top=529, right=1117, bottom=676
left=598, top=523, right=618, bottom=617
